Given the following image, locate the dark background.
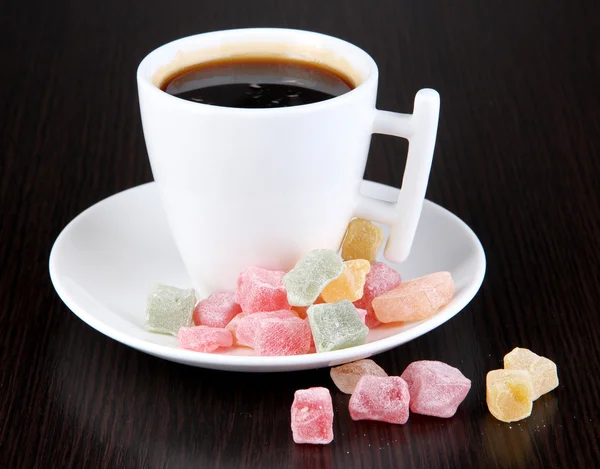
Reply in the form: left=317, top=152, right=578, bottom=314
left=1, top=0, right=599, bottom=467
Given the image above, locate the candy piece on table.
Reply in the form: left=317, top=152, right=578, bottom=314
left=503, top=347, right=559, bottom=400
left=400, top=360, right=471, bottom=418
left=372, top=271, right=454, bottom=323
left=291, top=387, right=334, bottom=444
left=354, top=262, right=402, bottom=328
left=235, top=310, right=298, bottom=347
left=341, top=218, right=385, bottom=263
left=321, top=259, right=371, bottom=303
left=178, top=326, right=233, bottom=352
left=283, top=250, right=344, bottom=306
left=235, top=267, right=290, bottom=313
left=145, top=284, right=196, bottom=336
left=330, top=359, right=388, bottom=394
left=349, top=375, right=410, bottom=424
left=486, top=369, right=535, bottom=423
left=307, top=300, right=369, bottom=353
left=254, top=318, right=312, bottom=356
left=193, top=291, right=242, bottom=328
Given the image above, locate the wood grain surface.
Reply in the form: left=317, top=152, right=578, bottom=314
left=1, top=0, right=599, bottom=467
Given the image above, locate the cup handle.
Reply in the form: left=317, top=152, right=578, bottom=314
left=354, top=88, right=440, bottom=263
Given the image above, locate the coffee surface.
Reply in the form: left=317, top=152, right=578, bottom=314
left=160, top=57, right=354, bottom=108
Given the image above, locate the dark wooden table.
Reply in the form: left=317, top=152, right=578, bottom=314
left=1, top=0, right=599, bottom=467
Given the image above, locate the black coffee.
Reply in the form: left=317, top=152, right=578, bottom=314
left=160, top=57, right=354, bottom=108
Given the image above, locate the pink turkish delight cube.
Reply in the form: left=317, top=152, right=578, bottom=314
left=349, top=375, right=410, bottom=424
left=193, top=291, right=242, bottom=328
left=235, top=267, right=290, bottom=313
left=291, top=387, right=334, bottom=444
left=177, top=326, right=233, bottom=353
left=400, top=360, right=471, bottom=418
left=235, top=310, right=297, bottom=348
left=354, top=262, right=402, bottom=328
left=254, top=318, right=312, bottom=356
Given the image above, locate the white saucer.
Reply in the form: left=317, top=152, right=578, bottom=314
left=49, top=182, right=485, bottom=372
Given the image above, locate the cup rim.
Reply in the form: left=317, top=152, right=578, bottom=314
left=137, top=28, right=379, bottom=114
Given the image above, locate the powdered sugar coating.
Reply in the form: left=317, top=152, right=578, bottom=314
left=372, top=271, right=454, bottom=323
left=177, top=326, right=233, bottom=353
left=341, top=218, right=384, bottom=263
left=356, top=308, right=367, bottom=324
left=254, top=318, right=312, bottom=356
left=283, top=250, right=344, bottom=306
left=235, top=267, right=290, bottom=313
left=400, top=360, right=471, bottom=418
left=354, top=262, right=402, bottom=328
left=193, top=291, right=242, bottom=328
left=330, top=359, right=388, bottom=394
left=146, top=284, right=196, bottom=336
left=307, top=300, right=368, bottom=353
left=486, top=369, right=534, bottom=422
left=349, top=375, right=410, bottom=424
left=503, top=347, right=559, bottom=400
left=291, top=387, right=334, bottom=444
left=235, top=310, right=297, bottom=347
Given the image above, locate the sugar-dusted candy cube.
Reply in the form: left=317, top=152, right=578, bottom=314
left=354, top=262, right=402, bottom=328
left=503, top=347, right=559, bottom=400
left=283, top=250, right=344, bottom=306
left=178, top=326, right=233, bottom=353
left=330, top=359, right=388, bottom=394
left=321, top=259, right=371, bottom=303
left=486, top=369, right=534, bottom=423
left=349, top=376, right=410, bottom=424
left=400, top=360, right=471, bottom=418
left=341, top=218, right=384, bottom=263
left=291, top=387, right=334, bottom=444
left=235, top=310, right=297, bottom=347
left=307, top=300, right=369, bottom=353
left=254, top=318, right=312, bottom=356
left=372, top=271, right=454, bottom=323
left=235, top=267, right=290, bottom=313
left=193, top=291, right=242, bottom=328
left=146, top=284, right=196, bottom=336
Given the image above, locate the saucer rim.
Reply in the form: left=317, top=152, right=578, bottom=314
left=49, top=181, right=486, bottom=372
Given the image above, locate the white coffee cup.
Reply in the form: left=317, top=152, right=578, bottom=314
left=137, top=28, right=440, bottom=297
